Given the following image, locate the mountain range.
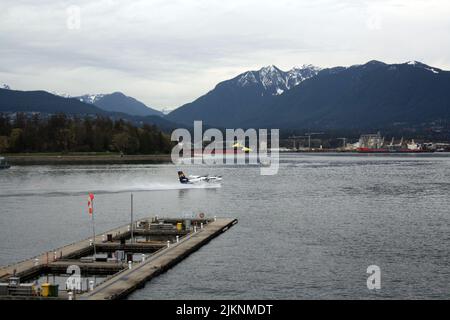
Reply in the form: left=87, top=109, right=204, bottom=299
left=76, top=92, right=163, bottom=117
left=0, top=88, right=176, bottom=131
left=0, top=89, right=106, bottom=114
left=2, top=60, right=450, bottom=133
left=167, top=65, right=321, bottom=127
left=263, top=61, right=450, bottom=129
left=167, top=61, right=450, bottom=130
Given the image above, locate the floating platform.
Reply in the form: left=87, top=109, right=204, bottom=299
left=0, top=216, right=237, bottom=300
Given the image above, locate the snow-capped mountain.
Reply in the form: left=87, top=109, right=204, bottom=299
left=75, top=92, right=162, bottom=117
left=286, top=65, right=322, bottom=88
left=51, top=92, right=105, bottom=102
left=77, top=93, right=106, bottom=104
left=345, top=60, right=442, bottom=75
left=50, top=91, right=72, bottom=98
left=405, top=60, right=442, bottom=74
left=235, top=64, right=321, bottom=95
left=52, top=91, right=162, bottom=117
left=167, top=64, right=321, bottom=127
left=167, top=60, right=450, bottom=128
left=160, top=107, right=175, bottom=115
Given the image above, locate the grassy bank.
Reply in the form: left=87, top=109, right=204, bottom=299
left=3, top=153, right=172, bottom=165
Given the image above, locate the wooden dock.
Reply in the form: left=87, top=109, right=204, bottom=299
left=0, top=216, right=237, bottom=300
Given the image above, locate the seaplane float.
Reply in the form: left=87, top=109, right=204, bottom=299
left=178, top=171, right=222, bottom=184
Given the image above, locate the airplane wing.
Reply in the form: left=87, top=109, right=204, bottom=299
left=182, top=173, right=222, bottom=184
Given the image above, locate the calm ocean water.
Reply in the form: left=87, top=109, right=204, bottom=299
left=0, top=153, right=449, bottom=299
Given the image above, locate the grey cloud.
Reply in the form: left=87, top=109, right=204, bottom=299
left=1, top=0, right=450, bottom=108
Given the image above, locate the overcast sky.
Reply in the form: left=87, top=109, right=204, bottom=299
left=1, top=0, right=450, bottom=109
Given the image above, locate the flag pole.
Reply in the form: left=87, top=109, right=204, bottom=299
left=130, top=193, right=134, bottom=244
left=92, top=199, right=97, bottom=261
left=90, top=194, right=97, bottom=261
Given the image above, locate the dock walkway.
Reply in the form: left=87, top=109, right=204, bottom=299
left=0, top=217, right=237, bottom=300
left=81, top=218, right=237, bottom=300
left=0, top=221, right=135, bottom=280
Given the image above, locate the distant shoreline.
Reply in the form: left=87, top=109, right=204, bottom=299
left=5, top=153, right=172, bottom=166
left=4, top=150, right=449, bottom=166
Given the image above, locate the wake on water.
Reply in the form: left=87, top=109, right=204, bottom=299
left=0, top=182, right=221, bottom=198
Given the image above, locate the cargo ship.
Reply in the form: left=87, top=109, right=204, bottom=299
left=193, top=141, right=252, bottom=156
left=355, top=133, right=434, bottom=153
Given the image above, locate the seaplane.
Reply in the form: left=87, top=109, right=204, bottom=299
left=178, top=171, right=222, bottom=184
left=232, top=142, right=252, bottom=153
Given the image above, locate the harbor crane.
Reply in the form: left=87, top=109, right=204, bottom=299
left=288, top=135, right=307, bottom=150
left=337, top=137, right=347, bottom=149
left=304, top=132, right=324, bottom=150
left=288, top=132, right=324, bottom=150
left=287, top=136, right=300, bottom=150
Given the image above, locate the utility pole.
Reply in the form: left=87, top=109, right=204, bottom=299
left=130, top=193, right=134, bottom=244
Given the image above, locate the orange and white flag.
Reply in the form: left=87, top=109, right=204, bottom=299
left=88, top=193, right=94, bottom=216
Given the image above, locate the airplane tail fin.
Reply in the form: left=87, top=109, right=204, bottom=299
left=178, top=171, right=189, bottom=183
